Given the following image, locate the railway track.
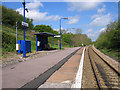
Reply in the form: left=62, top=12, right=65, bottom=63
left=87, top=46, right=119, bottom=89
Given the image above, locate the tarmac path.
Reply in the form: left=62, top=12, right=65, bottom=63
left=2, top=47, right=79, bottom=88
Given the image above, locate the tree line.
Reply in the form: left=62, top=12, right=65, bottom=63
left=95, top=19, right=120, bottom=50
left=34, top=25, right=92, bottom=47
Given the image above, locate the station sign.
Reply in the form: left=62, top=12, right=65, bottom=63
left=22, top=21, right=29, bottom=27
left=54, top=35, right=61, bottom=37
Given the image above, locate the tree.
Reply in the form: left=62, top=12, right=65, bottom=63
left=71, top=34, right=92, bottom=46
left=33, top=25, right=59, bottom=35
left=74, top=28, right=82, bottom=34
left=2, top=5, right=34, bottom=30
left=95, top=20, right=120, bottom=49
left=33, top=25, right=53, bottom=33
left=61, top=29, right=68, bottom=34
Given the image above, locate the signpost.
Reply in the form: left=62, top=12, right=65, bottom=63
left=54, top=35, right=61, bottom=48
left=22, top=21, right=29, bottom=27
left=54, top=35, right=61, bottom=38
left=22, top=0, right=28, bottom=58
left=16, top=22, right=18, bottom=43
left=16, top=21, right=20, bottom=51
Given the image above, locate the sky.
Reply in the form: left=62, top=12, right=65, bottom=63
left=2, top=0, right=119, bottom=41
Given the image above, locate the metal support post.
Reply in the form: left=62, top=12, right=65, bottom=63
left=23, top=0, right=26, bottom=58
left=53, top=36, right=54, bottom=46
left=16, top=22, right=18, bottom=43
left=59, top=19, right=61, bottom=50
left=70, top=28, right=71, bottom=47
left=36, top=37, right=38, bottom=52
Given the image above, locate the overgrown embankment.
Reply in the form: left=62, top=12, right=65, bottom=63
left=2, top=31, right=16, bottom=53
left=95, top=20, right=120, bottom=60
left=2, top=5, right=35, bottom=55
left=2, top=25, right=36, bottom=54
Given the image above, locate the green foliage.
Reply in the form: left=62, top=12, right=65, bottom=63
left=95, top=20, right=119, bottom=60
left=48, top=32, right=92, bottom=47
left=100, top=48, right=120, bottom=61
left=74, top=28, right=82, bottom=34
left=2, top=25, right=36, bottom=53
left=62, top=33, right=71, bottom=44
left=2, top=5, right=34, bottom=30
left=2, top=31, right=16, bottom=53
left=31, top=41, right=36, bottom=52
left=71, top=34, right=92, bottom=47
left=34, top=25, right=52, bottom=32
left=34, top=25, right=59, bottom=35
left=95, top=20, right=119, bottom=49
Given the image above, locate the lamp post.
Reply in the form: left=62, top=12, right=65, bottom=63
left=71, top=28, right=76, bottom=48
left=70, top=28, right=71, bottom=47
left=59, top=18, right=68, bottom=50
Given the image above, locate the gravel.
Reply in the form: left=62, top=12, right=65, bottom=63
left=82, top=46, right=98, bottom=88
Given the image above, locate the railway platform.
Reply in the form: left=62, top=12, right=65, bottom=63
left=2, top=47, right=80, bottom=88
left=39, top=47, right=83, bottom=88
left=2, top=46, right=119, bottom=89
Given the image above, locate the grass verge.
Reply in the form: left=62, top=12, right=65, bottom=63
left=99, top=48, right=119, bottom=61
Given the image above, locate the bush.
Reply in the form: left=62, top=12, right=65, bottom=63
left=2, top=31, right=16, bottom=53
left=95, top=20, right=119, bottom=50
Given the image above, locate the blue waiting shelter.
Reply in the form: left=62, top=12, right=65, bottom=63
left=34, top=32, right=56, bottom=51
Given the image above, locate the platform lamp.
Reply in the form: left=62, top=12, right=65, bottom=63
left=71, top=28, right=76, bottom=47
left=59, top=18, right=68, bottom=50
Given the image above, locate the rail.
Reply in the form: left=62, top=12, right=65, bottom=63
left=88, top=46, right=102, bottom=89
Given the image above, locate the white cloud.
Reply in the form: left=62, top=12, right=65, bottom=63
left=53, top=15, right=61, bottom=21
left=3, top=0, right=119, bottom=2
left=97, top=7, right=105, bottom=13
left=54, top=28, right=59, bottom=31
left=91, top=14, right=100, bottom=19
left=85, top=29, right=95, bottom=40
left=26, top=2, right=43, bottom=10
left=54, top=27, right=64, bottom=31
left=90, top=4, right=112, bottom=27
left=90, top=13, right=112, bottom=27
left=64, top=0, right=108, bottom=2
left=96, top=27, right=106, bottom=33
left=54, top=29, right=60, bottom=34
left=87, top=33, right=95, bottom=39
left=54, top=27, right=65, bottom=34
left=85, top=27, right=106, bottom=41
left=67, top=15, right=80, bottom=24
left=97, top=5, right=106, bottom=13
left=85, top=29, right=93, bottom=33
left=67, top=0, right=101, bottom=12
left=16, top=2, right=60, bottom=23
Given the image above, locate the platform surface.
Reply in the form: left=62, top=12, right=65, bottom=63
left=2, top=47, right=79, bottom=88
left=39, top=48, right=83, bottom=88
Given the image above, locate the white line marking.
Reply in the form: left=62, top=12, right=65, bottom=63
left=72, top=47, right=86, bottom=89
